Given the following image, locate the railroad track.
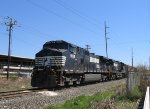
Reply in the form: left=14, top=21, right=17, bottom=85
left=0, top=79, right=126, bottom=109
left=0, top=79, right=125, bottom=99
left=0, top=88, right=45, bottom=99
left=0, top=85, right=72, bottom=99
left=0, top=83, right=100, bottom=99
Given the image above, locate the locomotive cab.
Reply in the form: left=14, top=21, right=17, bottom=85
left=31, top=40, right=69, bottom=88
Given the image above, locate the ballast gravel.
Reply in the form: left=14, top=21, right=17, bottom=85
left=0, top=79, right=126, bottom=109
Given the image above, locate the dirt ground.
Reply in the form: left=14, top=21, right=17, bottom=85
left=90, top=99, right=122, bottom=109
left=0, top=77, right=32, bottom=92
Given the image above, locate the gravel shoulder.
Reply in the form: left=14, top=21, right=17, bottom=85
left=0, top=79, right=126, bottom=109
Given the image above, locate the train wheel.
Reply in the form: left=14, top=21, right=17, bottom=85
left=73, top=81, right=77, bottom=86
left=64, top=81, right=69, bottom=87
left=80, top=77, right=85, bottom=85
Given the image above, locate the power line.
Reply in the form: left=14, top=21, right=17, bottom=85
left=25, top=0, right=100, bottom=35
left=57, top=0, right=101, bottom=25
left=5, top=17, right=18, bottom=80
left=13, top=34, right=40, bottom=48
left=18, top=24, right=53, bottom=39
left=53, top=0, right=100, bottom=27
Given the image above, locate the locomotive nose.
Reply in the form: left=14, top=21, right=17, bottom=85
left=35, top=49, right=66, bottom=67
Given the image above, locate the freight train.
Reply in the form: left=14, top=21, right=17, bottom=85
left=31, top=40, right=128, bottom=88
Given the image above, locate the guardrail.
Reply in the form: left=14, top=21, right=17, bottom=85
left=143, top=87, right=150, bottom=109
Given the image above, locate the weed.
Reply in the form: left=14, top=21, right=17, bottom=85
left=44, top=90, right=115, bottom=109
left=44, top=85, right=142, bottom=109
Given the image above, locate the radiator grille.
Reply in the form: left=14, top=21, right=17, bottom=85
left=35, top=56, right=66, bottom=66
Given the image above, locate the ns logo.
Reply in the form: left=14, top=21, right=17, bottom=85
left=43, top=57, right=50, bottom=66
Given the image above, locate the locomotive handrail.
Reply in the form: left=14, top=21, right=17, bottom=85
left=143, top=87, right=150, bottom=109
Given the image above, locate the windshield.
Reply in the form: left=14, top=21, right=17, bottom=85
left=43, top=42, right=68, bottom=49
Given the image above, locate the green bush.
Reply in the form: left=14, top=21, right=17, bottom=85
left=44, top=90, right=115, bottom=109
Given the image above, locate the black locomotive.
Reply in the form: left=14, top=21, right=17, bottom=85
left=31, top=40, right=128, bottom=88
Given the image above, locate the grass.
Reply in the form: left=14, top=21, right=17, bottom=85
left=44, top=90, right=116, bottom=109
left=114, top=85, right=141, bottom=109
left=143, top=72, right=150, bottom=74
left=44, top=85, right=142, bottom=109
left=0, top=77, right=32, bottom=92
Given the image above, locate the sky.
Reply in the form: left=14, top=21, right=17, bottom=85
left=0, top=0, right=150, bottom=66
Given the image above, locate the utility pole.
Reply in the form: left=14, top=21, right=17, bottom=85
left=104, top=21, right=109, bottom=58
left=85, top=45, right=91, bottom=72
left=131, top=48, right=134, bottom=68
left=149, top=56, right=150, bottom=71
left=85, top=45, right=91, bottom=51
left=5, top=17, right=17, bottom=80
